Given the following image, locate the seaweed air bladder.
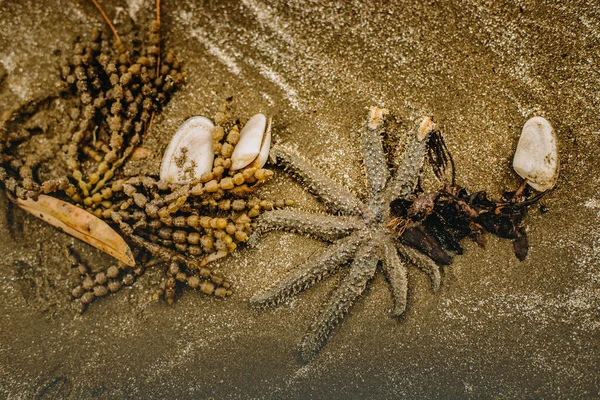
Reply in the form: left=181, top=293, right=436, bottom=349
left=0, top=0, right=289, bottom=308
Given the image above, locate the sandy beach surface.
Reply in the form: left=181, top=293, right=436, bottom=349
left=0, top=0, right=599, bottom=398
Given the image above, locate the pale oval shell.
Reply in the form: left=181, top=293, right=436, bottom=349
left=230, top=113, right=267, bottom=170
left=512, top=116, right=558, bottom=192
left=160, top=116, right=215, bottom=184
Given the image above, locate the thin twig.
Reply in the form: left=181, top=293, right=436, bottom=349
left=150, top=0, right=160, bottom=132
left=512, top=179, right=528, bottom=199
left=89, top=0, right=122, bottom=44
left=156, top=0, right=161, bottom=75
left=148, top=111, right=156, bottom=132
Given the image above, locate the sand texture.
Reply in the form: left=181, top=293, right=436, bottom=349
left=0, top=0, right=599, bottom=398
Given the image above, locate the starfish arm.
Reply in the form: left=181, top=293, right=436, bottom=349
left=299, top=242, right=380, bottom=362
left=271, top=145, right=364, bottom=215
left=250, top=232, right=364, bottom=308
left=397, top=243, right=441, bottom=292
left=382, top=238, right=408, bottom=317
left=361, top=107, right=390, bottom=196
left=248, top=209, right=363, bottom=245
left=384, top=117, right=436, bottom=201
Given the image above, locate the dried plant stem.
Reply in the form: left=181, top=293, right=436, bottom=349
left=148, top=111, right=156, bottom=133
left=89, top=0, right=122, bottom=44
left=156, top=0, right=161, bottom=74
left=150, top=0, right=160, bottom=133
left=156, top=0, right=161, bottom=25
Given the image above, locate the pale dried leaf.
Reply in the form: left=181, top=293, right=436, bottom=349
left=17, top=194, right=135, bottom=266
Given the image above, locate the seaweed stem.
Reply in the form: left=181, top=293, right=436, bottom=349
left=89, top=0, right=122, bottom=45
left=150, top=0, right=160, bottom=130
left=428, top=130, right=456, bottom=186
left=512, top=179, right=528, bottom=200
left=156, top=0, right=161, bottom=75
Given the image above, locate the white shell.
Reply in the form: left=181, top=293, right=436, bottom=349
left=160, top=116, right=215, bottom=184
left=255, top=117, right=272, bottom=168
left=512, top=116, right=558, bottom=191
left=231, top=113, right=269, bottom=170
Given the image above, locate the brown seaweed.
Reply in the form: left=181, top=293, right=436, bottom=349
left=390, top=130, right=546, bottom=263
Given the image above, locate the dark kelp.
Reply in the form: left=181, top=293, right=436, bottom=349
left=389, top=129, right=547, bottom=263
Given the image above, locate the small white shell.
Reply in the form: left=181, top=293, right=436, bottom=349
left=160, top=116, right=214, bottom=184
left=512, top=116, right=558, bottom=192
left=230, top=113, right=271, bottom=170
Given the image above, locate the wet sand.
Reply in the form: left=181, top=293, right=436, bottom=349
left=0, top=0, right=599, bottom=398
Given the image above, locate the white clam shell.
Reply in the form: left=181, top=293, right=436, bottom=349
left=512, top=116, right=558, bottom=192
left=255, top=117, right=272, bottom=168
left=230, top=113, right=271, bottom=170
left=160, top=116, right=215, bottom=184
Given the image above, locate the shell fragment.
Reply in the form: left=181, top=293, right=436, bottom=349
left=255, top=117, right=272, bottom=169
left=512, top=116, right=558, bottom=192
left=230, top=113, right=272, bottom=171
left=17, top=195, right=135, bottom=266
left=160, top=116, right=215, bottom=184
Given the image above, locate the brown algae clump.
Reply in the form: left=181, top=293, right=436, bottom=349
left=0, top=4, right=290, bottom=308
left=56, top=23, right=184, bottom=206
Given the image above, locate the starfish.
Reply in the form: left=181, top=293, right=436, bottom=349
left=249, top=107, right=443, bottom=362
